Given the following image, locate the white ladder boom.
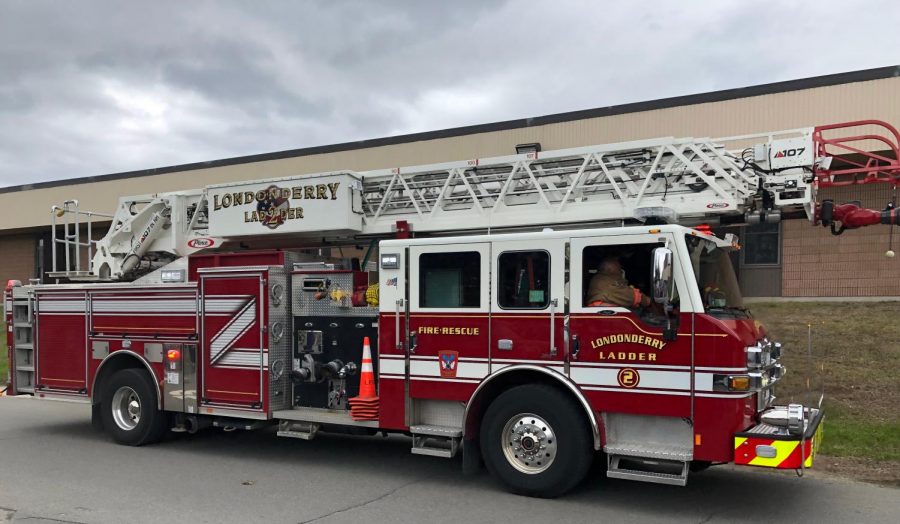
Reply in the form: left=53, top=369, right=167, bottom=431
left=49, top=129, right=820, bottom=281
left=358, top=133, right=813, bottom=235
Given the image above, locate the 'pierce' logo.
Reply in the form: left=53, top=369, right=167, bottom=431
left=187, top=238, right=215, bottom=249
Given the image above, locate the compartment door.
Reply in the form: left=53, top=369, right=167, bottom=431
left=200, top=272, right=266, bottom=410
left=35, top=291, right=88, bottom=395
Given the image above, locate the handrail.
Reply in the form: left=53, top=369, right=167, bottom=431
left=813, top=119, right=900, bottom=187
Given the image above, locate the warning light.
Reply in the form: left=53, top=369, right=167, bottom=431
left=694, top=224, right=714, bottom=235
left=166, top=349, right=181, bottom=361
left=5, top=280, right=21, bottom=291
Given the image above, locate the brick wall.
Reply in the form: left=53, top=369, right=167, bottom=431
left=0, top=234, right=35, bottom=285
left=782, top=184, right=900, bottom=297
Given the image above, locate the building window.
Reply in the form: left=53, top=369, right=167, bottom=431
left=497, top=251, right=550, bottom=309
left=419, top=252, right=481, bottom=308
left=742, top=222, right=781, bottom=266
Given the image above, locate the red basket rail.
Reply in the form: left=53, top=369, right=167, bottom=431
left=813, top=119, right=900, bottom=187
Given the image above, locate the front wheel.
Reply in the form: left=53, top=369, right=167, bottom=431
left=480, top=384, right=593, bottom=497
left=100, top=368, right=167, bottom=446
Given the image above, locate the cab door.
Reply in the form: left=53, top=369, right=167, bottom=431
left=569, top=232, right=693, bottom=418
left=407, top=242, right=490, bottom=401
left=490, top=238, right=567, bottom=370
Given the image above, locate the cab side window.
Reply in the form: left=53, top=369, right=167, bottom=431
left=582, top=242, right=679, bottom=309
left=419, top=251, right=481, bottom=308
left=497, top=250, right=550, bottom=309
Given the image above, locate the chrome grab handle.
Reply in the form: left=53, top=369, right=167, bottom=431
left=395, top=299, right=404, bottom=350
left=549, top=299, right=558, bottom=357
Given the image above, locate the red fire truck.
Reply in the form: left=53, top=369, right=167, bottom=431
left=5, top=120, right=899, bottom=497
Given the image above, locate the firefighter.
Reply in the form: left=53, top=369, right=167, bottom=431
left=586, top=256, right=651, bottom=308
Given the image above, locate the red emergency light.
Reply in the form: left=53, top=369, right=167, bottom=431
left=694, top=224, right=714, bottom=235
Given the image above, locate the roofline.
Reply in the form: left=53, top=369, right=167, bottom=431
left=3, top=64, right=898, bottom=195
left=379, top=224, right=727, bottom=247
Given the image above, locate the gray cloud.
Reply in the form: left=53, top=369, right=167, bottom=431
left=0, top=0, right=898, bottom=186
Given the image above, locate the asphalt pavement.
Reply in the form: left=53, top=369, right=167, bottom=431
left=1, top=396, right=897, bottom=524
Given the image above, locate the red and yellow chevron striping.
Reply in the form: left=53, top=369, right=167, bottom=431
left=734, top=422, right=823, bottom=469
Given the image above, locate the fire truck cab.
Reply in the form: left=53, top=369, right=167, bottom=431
left=376, top=224, right=817, bottom=495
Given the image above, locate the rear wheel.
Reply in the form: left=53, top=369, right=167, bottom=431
left=480, top=384, right=593, bottom=497
left=100, top=368, right=167, bottom=446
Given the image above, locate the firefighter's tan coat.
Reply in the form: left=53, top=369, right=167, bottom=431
left=586, top=273, right=642, bottom=307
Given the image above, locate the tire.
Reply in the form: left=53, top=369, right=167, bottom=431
left=480, top=384, right=593, bottom=497
left=100, top=368, right=167, bottom=446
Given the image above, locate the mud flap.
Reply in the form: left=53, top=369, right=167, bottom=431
left=91, top=402, right=104, bottom=432
left=462, top=438, right=482, bottom=475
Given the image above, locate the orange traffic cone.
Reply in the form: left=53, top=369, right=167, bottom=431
left=349, top=337, right=379, bottom=421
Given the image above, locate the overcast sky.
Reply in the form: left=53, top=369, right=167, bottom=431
left=1, top=0, right=898, bottom=187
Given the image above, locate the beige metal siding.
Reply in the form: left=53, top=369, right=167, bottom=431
left=0, top=234, right=35, bottom=285
left=1, top=76, right=899, bottom=233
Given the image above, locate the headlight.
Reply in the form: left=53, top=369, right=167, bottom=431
left=746, top=345, right=764, bottom=368
left=747, top=340, right=781, bottom=369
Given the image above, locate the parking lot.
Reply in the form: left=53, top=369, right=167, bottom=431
left=1, top=397, right=897, bottom=524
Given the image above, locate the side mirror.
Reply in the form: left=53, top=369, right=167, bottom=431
left=651, top=247, right=678, bottom=341
left=650, top=247, right=674, bottom=304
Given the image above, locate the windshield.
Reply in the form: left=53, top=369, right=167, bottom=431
left=685, top=234, right=746, bottom=317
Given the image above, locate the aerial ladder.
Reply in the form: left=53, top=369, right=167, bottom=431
left=48, top=119, right=900, bottom=282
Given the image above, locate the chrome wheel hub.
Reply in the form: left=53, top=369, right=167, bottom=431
left=111, top=386, right=141, bottom=431
left=501, top=413, right=557, bottom=474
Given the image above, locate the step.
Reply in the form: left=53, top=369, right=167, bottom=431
left=604, top=442, right=693, bottom=461
left=607, top=455, right=689, bottom=486
left=277, top=420, right=320, bottom=440
left=16, top=365, right=34, bottom=372
left=606, top=466, right=689, bottom=486
left=410, top=445, right=457, bottom=458
left=410, top=424, right=462, bottom=438
left=411, top=425, right=461, bottom=458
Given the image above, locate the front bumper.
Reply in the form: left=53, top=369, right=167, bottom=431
left=734, top=407, right=824, bottom=469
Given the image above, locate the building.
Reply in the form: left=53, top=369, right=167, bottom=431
left=2, top=66, right=899, bottom=298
